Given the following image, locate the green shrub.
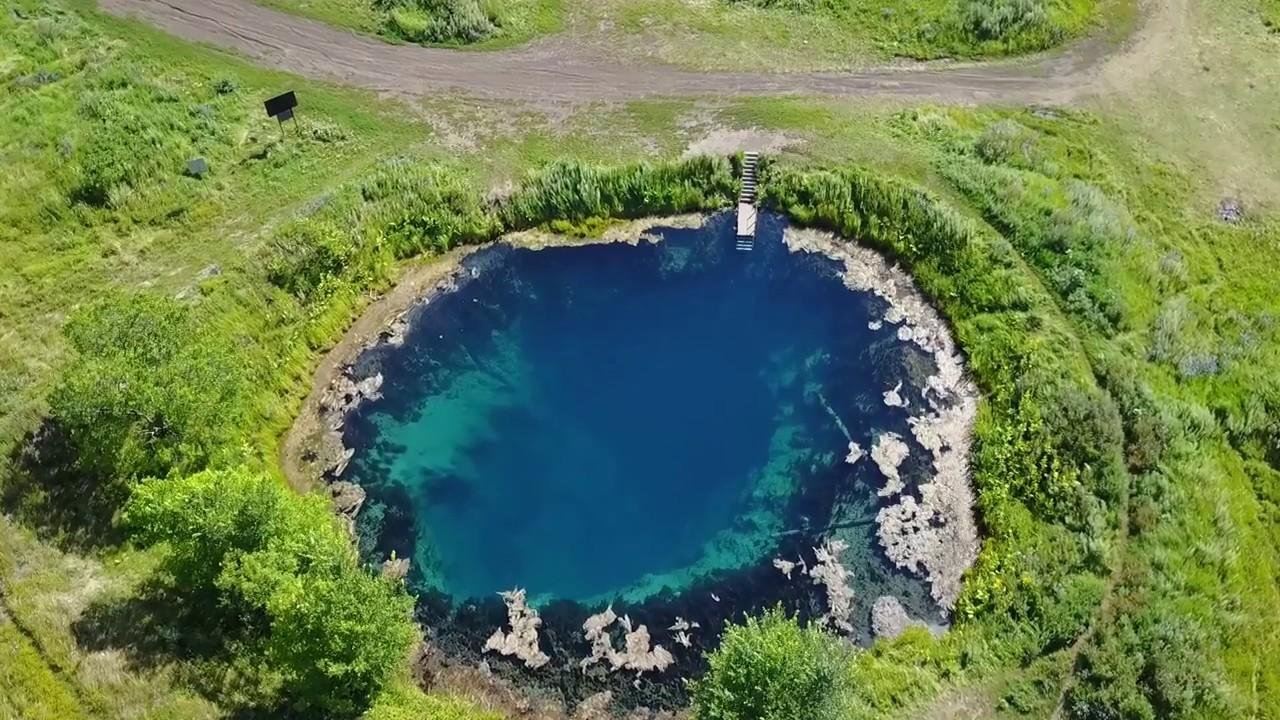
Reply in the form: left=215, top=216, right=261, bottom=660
left=124, top=467, right=417, bottom=718
left=1067, top=610, right=1229, bottom=720
left=358, top=160, right=497, bottom=257
left=47, top=293, right=250, bottom=480
left=74, top=130, right=144, bottom=205
left=499, top=156, right=736, bottom=229
left=941, top=158, right=1129, bottom=331
left=378, top=0, right=496, bottom=43
left=961, top=0, right=1049, bottom=42
left=689, top=608, right=849, bottom=720
left=764, top=164, right=981, bottom=274
left=267, top=218, right=362, bottom=302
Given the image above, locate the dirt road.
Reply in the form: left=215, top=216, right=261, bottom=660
left=99, top=0, right=1166, bottom=104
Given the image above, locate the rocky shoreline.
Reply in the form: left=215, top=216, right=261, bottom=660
left=281, top=215, right=707, bottom=494
left=783, top=227, right=980, bottom=612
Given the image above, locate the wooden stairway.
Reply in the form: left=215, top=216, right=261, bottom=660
left=735, top=151, right=760, bottom=251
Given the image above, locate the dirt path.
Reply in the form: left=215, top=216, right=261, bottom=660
left=100, top=0, right=1174, bottom=105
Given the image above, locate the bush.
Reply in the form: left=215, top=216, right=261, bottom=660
left=961, top=0, right=1049, bottom=42
left=764, top=164, right=982, bottom=274
left=47, top=293, right=250, bottom=480
left=378, top=0, right=496, bottom=43
left=499, top=157, right=736, bottom=229
left=689, top=608, right=849, bottom=720
left=941, top=158, right=1129, bottom=331
left=1067, top=610, right=1228, bottom=720
left=358, top=160, right=497, bottom=257
left=123, top=467, right=417, bottom=717
left=267, top=218, right=362, bottom=302
left=74, top=130, right=143, bottom=205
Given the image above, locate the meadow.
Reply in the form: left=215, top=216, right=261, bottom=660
left=1, top=0, right=1278, bottom=718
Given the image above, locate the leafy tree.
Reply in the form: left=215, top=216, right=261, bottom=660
left=690, top=608, right=849, bottom=720
left=123, top=468, right=416, bottom=717
left=48, top=293, right=250, bottom=480
left=123, top=467, right=345, bottom=597
left=266, top=568, right=417, bottom=717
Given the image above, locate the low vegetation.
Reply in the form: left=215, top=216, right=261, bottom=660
left=256, top=0, right=562, bottom=46
left=258, top=0, right=1106, bottom=62
left=722, top=0, right=1092, bottom=55
left=690, top=608, right=850, bottom=720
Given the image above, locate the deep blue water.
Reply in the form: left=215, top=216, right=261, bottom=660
left=345, top=213, right=921, bottom=607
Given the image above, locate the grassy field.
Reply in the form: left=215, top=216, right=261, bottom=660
left=2, top=0, right=1279, bottom=717
left=254, top=0, right=1127, bottom=69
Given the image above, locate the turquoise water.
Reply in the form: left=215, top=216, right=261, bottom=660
left=346, top=213, right=918, bottom=606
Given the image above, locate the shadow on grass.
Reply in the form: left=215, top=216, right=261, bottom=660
left=0, top=420, right=125, bottom=551
left=72, top=577, right=291, bottom=719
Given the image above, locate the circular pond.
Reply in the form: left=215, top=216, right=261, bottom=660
left=334, top=212, right=977, bottom=705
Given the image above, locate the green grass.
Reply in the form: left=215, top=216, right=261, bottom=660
left=0, top=0, right=428, bottom=458
left=254, top=0, right=382, bottom=32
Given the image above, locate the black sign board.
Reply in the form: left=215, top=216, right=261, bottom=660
left=264, top=91, right=297, bottom=119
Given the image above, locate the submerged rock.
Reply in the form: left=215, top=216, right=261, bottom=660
left=871, top=433, right=910, bottom=497
left=883, top=381, right=910, bottom=408
left=870, top=595, right=925, bottom=640
left=574, top=692, right=615, bottom=720
left=785, top=227, right=980, bottom=611
left=810, top=539, right=855, bottom=633
left=844, top=441, right=865, bottom=465
left=580, top=608, right=675, bottom=676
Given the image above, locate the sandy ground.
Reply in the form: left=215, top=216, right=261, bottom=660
left=99, top=0, right=1177, bottom=106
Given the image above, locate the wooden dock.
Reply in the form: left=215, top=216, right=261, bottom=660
left=735, top=151, right=760, bottom=251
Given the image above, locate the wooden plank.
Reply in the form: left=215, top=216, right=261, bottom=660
left=736, top=202, right=757, bottom=238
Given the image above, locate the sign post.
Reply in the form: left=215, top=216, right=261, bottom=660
left=264, top=91, right=299, bottom=137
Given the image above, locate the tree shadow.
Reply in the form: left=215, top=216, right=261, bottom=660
left=72, top=576, right=296, bottom=718
left=0, top=420, right=124, bottom=551
left=73, top=577, right=227, bottom=670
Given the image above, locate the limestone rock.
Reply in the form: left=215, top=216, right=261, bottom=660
left=573, top=692, right=614, bottom=720
left=844, top=441, right=865, bottom=465
left=883, top=381, right=910, bottom=408
left=870, top=595, right=922, bottom=640
left=381, top=555, right=410, bottom=582
left=871, top=433, right=910, bottom=497
left=329, top=481, right=365, bottom=518
left=483, top=589, right=550, bottom=669
left=580, top=608, right=675, bottom=675
left=810, top=539, right=855, bottom=633
left=783, top=227, right=981, bottom=613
